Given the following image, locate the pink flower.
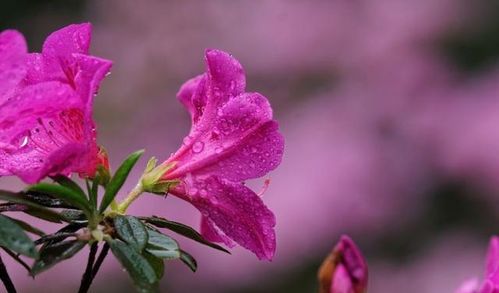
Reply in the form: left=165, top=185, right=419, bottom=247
left=158, top=49, right=284, bottom=260
left=455, top=237, right=499, bottom=293
left=0, top=23, right=112, bottom=183
left=318, top=235, right=368, bottom=293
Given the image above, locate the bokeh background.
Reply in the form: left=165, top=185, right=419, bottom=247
left=2, top=0, right=499, bottom=292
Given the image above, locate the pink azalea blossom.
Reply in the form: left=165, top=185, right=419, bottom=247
left=158, top=49, right=284, bottom=260
left=318, top=235, right=368, bottom=293
left=455, top=236, right=499, bottom=293
left=0, top=23, right=112, bottom=183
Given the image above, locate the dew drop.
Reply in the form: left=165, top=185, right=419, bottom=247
left=190, top=187, right=199, bottom=195
left=19, top=136, right=29, bottom=148
left=214, top=146, right=224, bottom=154
left=200, top=189, right=208, bottom=197
left=183, top=136, right=193, bottom=145
left=192, top=141, right=205, bottom=153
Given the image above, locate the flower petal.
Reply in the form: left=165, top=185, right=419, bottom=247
left=72, top=54, right=112, bottom=106
left=177, top=74, right=207, bottom=123
left=42, top=23, right=91, bottom=59
left=165, top=93, right=284, bottom=181
left=331, top=264, right=355, bottom=293
left=174, top=176, right=276, bottom=260
left=0, top=82, right=92, bottom=183
left=0, top=29, right=27, bottom=100
left=486, top=236, right=499, bottom=286
left=200, top=216, right=235, bottom=248
left=204, top=49, right=246, bottom=105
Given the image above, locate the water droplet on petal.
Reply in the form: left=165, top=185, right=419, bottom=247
left=183, top=136, right=193, bottom=145
left=19, top=136, right=29, bottom=148
left=200, top=189, right=208, bottom=197
left=192, top=141, right=204, bottom=153
left=214, top=146, right=224, bottom=154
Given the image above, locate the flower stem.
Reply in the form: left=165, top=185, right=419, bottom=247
left=0, top=253, right=16, bottom=293
left=116, top=183, right=144, bottom=214
left=78, top=243, right=98, bottom=293
left=91, top=243, right=110, bottom=280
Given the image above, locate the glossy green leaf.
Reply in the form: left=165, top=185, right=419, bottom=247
left=179, top=249, right=197, bottom=272
left=143, top=252, right=164, bottom=279
left=0, top=190, right=67, bottom=223
left=0, top=215, right=38, bottom=258
left=51, top=175, right=86, bottom=199
left=141, top=216, right=229, bottom=253
left=59, top=210, right=87, bottom=223
left=114, top=215, right=148, bottom=252
left=24, top=208, right=64, bottom=223
left=28, top=183, right=92, bottom=216
left=107, top=238, right=159, bottom=292
left=99, top=150, right=144, bottom=213
left=31, top=240, right=85, bottom=275
left=145, top=229, right=180, bottom=260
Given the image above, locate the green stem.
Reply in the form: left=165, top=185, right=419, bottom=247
left=116, top=183, right=144, bottom=214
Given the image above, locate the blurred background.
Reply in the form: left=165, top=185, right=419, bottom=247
left=2, top=0, right=499, bottom=292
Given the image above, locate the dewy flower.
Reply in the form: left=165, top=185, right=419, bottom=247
left=148, top=49, right=284, bottom=260
left=318, top=235, right=368, bottom=293
left=0, top=23, right=112, bottom=183
left=455, top=236, right=499, bottom=293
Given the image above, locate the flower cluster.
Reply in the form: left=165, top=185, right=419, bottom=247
left=0, top=23, right=284, bottom=264
left=0, top=23, right=111, bottom=184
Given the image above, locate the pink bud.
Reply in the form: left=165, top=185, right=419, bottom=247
left=318, top=235, right=368, bottom=293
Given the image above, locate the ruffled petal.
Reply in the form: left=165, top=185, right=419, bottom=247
left=165, top=93, right=284, bottom=181
left=72, top=54, right=112, bottom=106
left=200, top=216, right=235, bottom=248
left=204, top=49, right=246, bottom=105
left=177, top=74, right=207, bottom=124
left=0, top=29, right=27, bottom=101
left=0, top=82, right=92, bottom=183
left=42, top=23, right=91, bottom=60
left=173, top=176, right=276, bottom=260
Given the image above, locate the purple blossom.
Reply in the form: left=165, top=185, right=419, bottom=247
left=318, top=235, right=368, bottom=293
left=160, top=49, right=284, bottom=260
left=0, top=23, right=112, bottom=183
left=455, top=237, right=499, bottom=293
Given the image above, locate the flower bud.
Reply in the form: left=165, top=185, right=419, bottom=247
left=94, top=146, right=111, bottom=186
left=140, top=157, right=178, bottom=194
left=318, top=235, right=368, bottom=293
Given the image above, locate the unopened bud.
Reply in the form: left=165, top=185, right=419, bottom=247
left=318, top=235, right=368, bottom=293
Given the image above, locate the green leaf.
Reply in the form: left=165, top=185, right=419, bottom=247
left=28, top=183, right=93, bottom=216
left=8, top=217, right=45, bottom=236
left=114, top=215, right=148, bottom=252
left=145, top=229, right=180, bottom=260
left=99, top=150, right=144, bottom=213
left=179, top=249, right=197, bottom=272
left=107, top=238, right=159, bottom=292
left=59, top=210, right=87, bottom=223
left=31, top=240, right=86, bottom=276
left=24, top=208, right=64, bottom=223
left=51, top=175, right=86, bottom=199
left=0, top=215, right=38, bottom=258
left=143, top=252, right=164, bottom=279
left=141, top=216, right=229, bottom=253
left=0, top=190, right=67, bottom=223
